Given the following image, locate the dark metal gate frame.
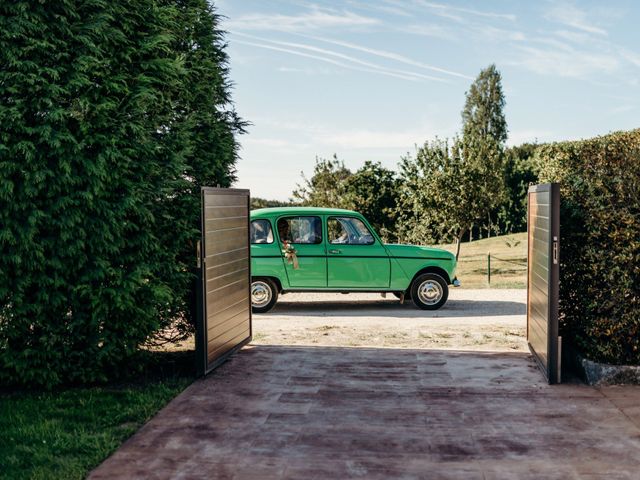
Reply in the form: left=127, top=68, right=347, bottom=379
left=195, top=187, right=252, bottom=377
left=527, top=183, right=561, bottom=384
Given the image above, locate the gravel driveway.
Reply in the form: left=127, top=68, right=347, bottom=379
left=253, top=289, right=527, bottom=351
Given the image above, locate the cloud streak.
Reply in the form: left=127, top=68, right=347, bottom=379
left=301, top=34, right=472, bottom=79
left=233, top=32, right=454, bottom=82
left=234, top=39, right=440, bottom=82
left=512, top=41, right=619, bottom=78
left=545, top=3, right=607, bottom=36
left=414, top=0, right=517, bottom=22
left=225, top=7, right=378, bottom=32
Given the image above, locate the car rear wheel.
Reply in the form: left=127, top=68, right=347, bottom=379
left=251, top=277, right=278, bottom=313
left=410, top=273, right=448, bottom=310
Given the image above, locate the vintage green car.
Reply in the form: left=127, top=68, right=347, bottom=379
left=249, top=207, right=459, bottom=313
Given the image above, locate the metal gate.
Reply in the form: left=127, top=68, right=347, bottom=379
left=196, top=187, right=252, bottom=376
left=527, top=183, right=561, bottom=384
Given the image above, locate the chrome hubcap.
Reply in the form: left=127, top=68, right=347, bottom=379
left=417, top=280, right=443, bottom=305
left=251, top=281, right=272, bottom=307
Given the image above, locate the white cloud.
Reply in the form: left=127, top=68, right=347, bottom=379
left=478, top=26, right=526, bottom=42
left=225, top=7, right=378, bottom=32
left=414, top=0, right=517, bottom=22
left=319, top=128, right=427, bottom=149
left=512, top=42, right=619, bottom=78
left=620, top=49, right=640, bottom=68
left=400, top=23, right=455, bottom=41
left=235, top=33, right=450, bottom=82
left=345, top=0, right=413, bottom=18
left=234, top=39, right=432, bottom=82
left=545, top=3, right=607, bottom=36
left=277, top=65, right=335, bottom=75
left=553, top=29, right=592, bottom=44
left=302, top=34, right=472, bottom=79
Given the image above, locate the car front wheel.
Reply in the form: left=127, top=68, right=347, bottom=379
left=251, top=277, right=278, bottom=313
left=410, top=273, right=448, bottom=310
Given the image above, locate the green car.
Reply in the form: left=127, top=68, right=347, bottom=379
left=249, top=207, right=459, bottom=313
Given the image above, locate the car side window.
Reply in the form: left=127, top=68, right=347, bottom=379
left=250, top=219, right=274, bottom=244
left=328, top=217, right=375, bottom=245
left=277, top=216, right=322, bottom=244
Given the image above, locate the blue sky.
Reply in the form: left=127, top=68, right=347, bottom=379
left=216, top=0, right=640, bottom=200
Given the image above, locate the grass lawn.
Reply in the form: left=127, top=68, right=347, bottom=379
left=438, top=232, right=528, bottom=288
left=0, top=351, right=194, bottom=480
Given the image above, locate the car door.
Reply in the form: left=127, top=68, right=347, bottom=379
left=326, top=216, right=390, bottom=288
left=276, top=215, right=327, bottom=288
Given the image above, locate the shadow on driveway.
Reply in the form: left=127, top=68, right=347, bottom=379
left=91, top=345, right=640, bottom=479
left=268, top=298, right=526, bottom=318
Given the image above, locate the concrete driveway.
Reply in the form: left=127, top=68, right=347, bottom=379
left=90, top=291, right=640, bottom=479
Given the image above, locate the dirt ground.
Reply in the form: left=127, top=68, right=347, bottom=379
left=253, top=289, right=527, bottom=352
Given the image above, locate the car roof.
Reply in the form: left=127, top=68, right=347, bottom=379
left=250, top=206, right=359, bottom=217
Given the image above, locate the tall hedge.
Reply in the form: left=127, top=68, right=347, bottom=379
left=537, top=129, right=640, bottom=365
left=0, top=0, right=244, bottom=387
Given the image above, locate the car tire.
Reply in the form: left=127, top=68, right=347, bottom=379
left=410, top=273, right=448, bottom=310
left=251, top=277, right=278, bottom=313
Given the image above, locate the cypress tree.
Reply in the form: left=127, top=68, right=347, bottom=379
left=461, top=64, right=508, bottom=238
left=0, top=0, right=244, bottom=387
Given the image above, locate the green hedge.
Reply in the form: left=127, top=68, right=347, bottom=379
left=537, top=129, right=640, bottom=365
left=0, top=1, right=244, bottom=387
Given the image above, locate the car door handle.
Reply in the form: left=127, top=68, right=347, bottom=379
left=328, top=249, right=341, bottom=254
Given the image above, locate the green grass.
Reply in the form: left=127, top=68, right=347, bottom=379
left=0, top=351, right=194, bottom=480
left=437, top=232, right=528, bottom=288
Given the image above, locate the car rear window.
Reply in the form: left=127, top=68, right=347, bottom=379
left=250, top=219, right=274, bottom=244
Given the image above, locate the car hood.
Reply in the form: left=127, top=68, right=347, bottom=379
left=384, top=243, right=455, bottom=261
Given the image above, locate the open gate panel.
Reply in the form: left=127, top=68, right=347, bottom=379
left=527, top=183, right=560, bottom=384
left=196, top=187, right=252, bottom=376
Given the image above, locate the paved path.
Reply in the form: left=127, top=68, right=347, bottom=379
left=91, top=346, right=640, bottom=479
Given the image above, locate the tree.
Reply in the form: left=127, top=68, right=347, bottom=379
left=291, top=157, right=399, bottom=241
left=0, top=0, right=245, bottom=387
left=461, top=64, right=508, bottom=239
left=494, top=143, right=540, bottom=234
left=344, top=161, right=398, bottom=242
left=251, top=197, right=292, bottom=210
left=396, top=138, right=478, bottom=258
left=291, top=155, right=352, bottom=207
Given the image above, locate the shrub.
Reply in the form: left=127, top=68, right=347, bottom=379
left=0, top=1, right=244, bottom=387
left=537, top=129, right=640, bottom=365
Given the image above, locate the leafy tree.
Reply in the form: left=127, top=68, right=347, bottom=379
left=251, top=197, right=293, bottom=210
left=461, top=64, right=508, bottom=239
left=291, top=155, right=352, bottom=207
left=0, top=0, right=244, bottom=387
left=396, top=138, right=478, bottom=258
left=292, top=157, right=399, bottom=241
left=344, top=161, right=398, bottom=241
left=494, top=143, right=540, bottom=234
left=396, top=65, right=508, bottom=257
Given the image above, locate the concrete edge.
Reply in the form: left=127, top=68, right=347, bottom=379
left=566, top=346, right=640, bottom=386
